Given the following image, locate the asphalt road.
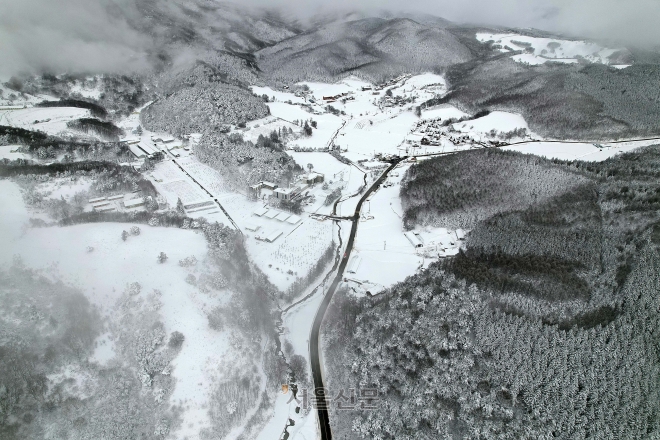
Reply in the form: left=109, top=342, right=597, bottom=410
left=309, top=158, right=404, bottom=440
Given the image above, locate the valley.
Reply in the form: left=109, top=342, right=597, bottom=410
left=2, top=5, right=660, bottom=440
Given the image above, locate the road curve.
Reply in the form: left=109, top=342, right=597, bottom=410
left=309, top=158, right=405, bottom=440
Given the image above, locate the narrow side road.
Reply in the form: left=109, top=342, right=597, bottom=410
left=309, top=158, right=405, bottom=440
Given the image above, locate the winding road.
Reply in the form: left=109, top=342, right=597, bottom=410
left=309, top=157, right=405, bottom=440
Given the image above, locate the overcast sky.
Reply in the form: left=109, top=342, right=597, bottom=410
left=0, top=0, right=658, bottom=78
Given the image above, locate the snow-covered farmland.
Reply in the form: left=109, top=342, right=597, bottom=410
left=0, top=106, right=91, bottom=137
left=0, top=82, right=55, bottom=107
left=252, top=86, right=306, bottom=104
left=347, top=162, right=463, bottom=293
left=477, top=33, right=628, bottom=66
left=340, top=111, right=419, bottom=161
left=420, top=105, right=468, bottom=121
left=505, top=139, right=655, bottom=161
left=218, top=190, right=335, bottom=291
left=0, top=144, right=29, bottom=160
left=0, top=179, right=251, bottom=439
left=70, top=79, right=104, bottom=100
left=452, top=110, right=531, bottom=138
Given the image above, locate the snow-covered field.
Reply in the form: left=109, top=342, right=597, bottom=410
left=420, top=105, right=468, bottom=121
left=0, top=82, right=55, bottom=107
left=347, top=162, right=462, bottom=294
left=0, top=106, right=91, bottom=137
left=220, top=190, right=336, bottom=291
left=0, top=144, right=29, bottom=160
left=69, top=77, right=104, bottom=100
left=505, top=139, right=657, bottom=161
left=476, top=32, right=628, bottom=67
left=453, top=110, right=528, bottom=134
left=0, top=179, right=247, bottom=439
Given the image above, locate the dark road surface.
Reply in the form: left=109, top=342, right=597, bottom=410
left=309, top=158, right=404, bottom=440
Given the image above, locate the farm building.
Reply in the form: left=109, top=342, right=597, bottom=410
left=92, top=201, right=110, bottom=209
left=304, top=172, right=324, bottom=185
left=123, top=198, right=145, bottom=209
left=346, top=255, right=362, bottom=274
left=404, top=231, right=423, bottom=248
left=274, top=187, right=294, bottom=200
left=128, top=144, right=146, bottom=158
left=89, top=196, right=107, bottom=203
left=253, top=207, right=269, bottom=217
left=265, top=230, right=283, bottom=243
left=275, top=212, right=291, bottom=222
left=249, top=181, right=279, bottom=198
left=244, top=223, right=260, bottom=232
left=286, top=215, right=301, bottom=225
left=94, top=205, right=116, bottom=213
left=184, top=200, right=214, bottom=210
left=264, top=210, right=279, bottom=219
left=107, top=194, right=124, bottom=201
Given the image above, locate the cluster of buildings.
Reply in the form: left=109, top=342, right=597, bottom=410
left=322, top=92, right=353, bottom=104
left=123, top=133, right=184, bottom=159
left=249, top=206, right=302, bottom=243
left=414, top=119, right=507, bottom=149
left=249, top=172, right=325, bottom=202
left=375, top=74, right=411, bottom=91
left=87, top=194, right=148, bottom=213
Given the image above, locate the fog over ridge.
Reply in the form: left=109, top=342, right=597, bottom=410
left=0, top=0, right=659, bottom=77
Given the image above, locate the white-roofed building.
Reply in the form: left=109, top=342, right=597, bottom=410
left=265, top=230, right=283, bottom=243
left=253, top=207, right=269, bottom=217
left=347, top=255, right=362, bottom=274
left=404, top=231, right=423, bottom=248
left=123, top=198, right=145, bottom=209
left=274, top=188, right=294, bottom=200
left=286, top=215, right=301, bottom=225
left=244, top=223, right=260, bottom=232
left=275, top=212, right=291, bottom=222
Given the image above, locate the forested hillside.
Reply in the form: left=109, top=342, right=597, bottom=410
left=436, top=56, right=660, bottom=140
left=323, top=146, right=660, bottom=439
left=256, top=18, right=473, bottom=85
left=400, top=149, right=586, bottom=229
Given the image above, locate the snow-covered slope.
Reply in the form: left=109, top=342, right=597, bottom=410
left=477, top=32, right=631, bottom=67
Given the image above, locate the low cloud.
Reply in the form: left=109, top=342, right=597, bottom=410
left=0, top=0, right=151, bottom=78
left=1, top=0, right=658, bottom=78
